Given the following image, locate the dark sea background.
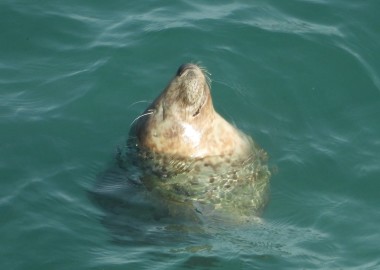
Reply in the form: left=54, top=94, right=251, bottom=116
left=1, top=0, right=379, bottom=269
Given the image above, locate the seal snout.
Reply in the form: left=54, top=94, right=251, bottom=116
left=176, top=63, right=199, bottom=77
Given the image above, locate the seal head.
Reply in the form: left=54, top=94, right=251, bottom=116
left=133, top=63, right=253, bottom=160
left=125, top=63, right=270, bottom=220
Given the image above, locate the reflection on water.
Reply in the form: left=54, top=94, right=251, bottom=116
left=89, top=164, right=214, bottom=250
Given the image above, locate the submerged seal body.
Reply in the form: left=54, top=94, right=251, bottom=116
left=122, top=63, right=270, bottom=220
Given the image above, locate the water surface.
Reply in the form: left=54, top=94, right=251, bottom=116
left=1, top=0, right=379, bottom=269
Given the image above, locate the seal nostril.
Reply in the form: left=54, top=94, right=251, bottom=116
left=176, top=64, right=188, bottom=76
left=176, top=63, right=195, bottom=76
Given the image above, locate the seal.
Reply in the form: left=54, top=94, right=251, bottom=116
left=121, top=63, right=270, bottom=221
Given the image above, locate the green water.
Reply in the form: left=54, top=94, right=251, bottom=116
left=1, top=0, right=379, bottom=269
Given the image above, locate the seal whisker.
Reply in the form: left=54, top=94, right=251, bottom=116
left=130, top=110, right=153, bottom=127
left=128, top=100, right=152, bottom=109
left=205, top=74, right=212, bottom=89
left=199, top=66, right=212, bottom=89
left=199, top=66, right=211, bottom=76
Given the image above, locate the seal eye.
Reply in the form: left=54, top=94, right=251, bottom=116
left=192, top=106, right=201, bottom=117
